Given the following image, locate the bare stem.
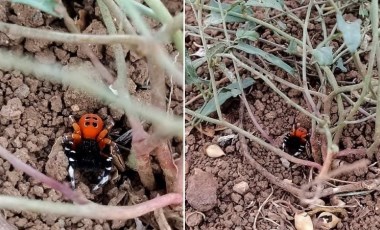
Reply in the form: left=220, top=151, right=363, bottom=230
left=301, top=0, right=318, bottom=114
left=0, top=194, right=181, bottom=220
left=98, top=0, right=129, bottom=92
left=0, top=146, right=88, bottom=204
left=0, top=49, right=183, bottom=137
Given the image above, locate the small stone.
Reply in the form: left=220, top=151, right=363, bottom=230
left=231, top=193, right=242, bottom=203
left=0, top=98, right=25, bottom=121
left=265, top=111, right=276, bottom=119
left=26, top=141, right=38, bottom=152
left=232, top=181, right=249, bottom=195
left=14, top=84, right=30, bottom=99
left=186, top=212, right=204, bottom=227
left=6, top=170, right=21, bottom=186
left=25, top=78, right=39, bottom=93
left=14, top=218, right=28, bottom=228
left=71, top=104, right=80, bottom=112
left=186, top=168, right=218, bottom=211
left=280, top=157, right=290, bottom=168
left=4, top=125, right=16, bottom=138
left=31, top=186, right=44, bottom=197
left=50, top=95, right=63, bottom=112
left=0, top=136, right=9, bottom=148
left=36, top=134, right=49, bottom=148
left=12, top=136, right=22, bottom=148
left=9, top=77, right=23, bottom=90
left=234, top=205, right=243, bottom=212
left=254, top=100, right=265, bottom=111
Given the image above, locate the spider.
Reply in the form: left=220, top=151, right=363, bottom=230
left=62, top=114, right=126, bottom=191
left=282, top=124, right=311, bottom=157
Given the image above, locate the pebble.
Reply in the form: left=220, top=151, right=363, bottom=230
left=232, top=181, right=249, bottom=195
left=186, top=168, right=218, bottom=211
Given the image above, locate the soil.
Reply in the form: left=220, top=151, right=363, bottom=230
left=185, top=1, right=379, bottom=230
left=0, top=1, right=183, bottom=229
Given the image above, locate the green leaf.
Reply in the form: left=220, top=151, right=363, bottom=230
left=245, top=0, right=284, bottom=11
left=286, top=39, right=298, bottom=55
left=12, top=0, right=63, bottom=18
left=236, top=29, right=259, bottom=42
left=185, top=49, right=202, bottom=85
left=225, top=78, right=255, bottom=90
left=336, top=58, right=347, bottom=72
left=197, top=78, right=255, bottom=116
left=336, top=13, right=361, bottom=53
left=206, top=42, right=227, bottom=60
left=234, top=42, right=295, bottom=75
left=205, top=0, right=254, bottom=25
left=192, top=57, right=207, bottom=69
left=359, top=4, right=369, bottom=17
left=312, top=46, right=333, bottom=66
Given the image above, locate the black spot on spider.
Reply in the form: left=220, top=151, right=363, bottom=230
left=85, top=121, right=90, bottom=126
left=93, top=122, right=98, bottom=127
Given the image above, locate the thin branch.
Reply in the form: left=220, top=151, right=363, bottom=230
left=336, top=148, right=366, bottom=158
left=0, top=21, right=183, bottom=86
left=0, top=49, right=183, bottom=137
left=98, top=0, right=129, bottom=92
left=0, top=146, right=88, bottom=204
left=301, top=0, right=318, bottom=115
left=0, top=194, right=181, bottom=220
left=0, top=21, right=144, bottom=45
left=102, top=0, right=136, bottom=34
left=144, top=0, right=184, bottom=56
left=195, top=0, right=223, bottom=120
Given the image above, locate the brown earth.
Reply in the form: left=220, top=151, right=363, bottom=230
left=185, top=1, right=379, bottom=229
left=0, top=1, right=182, bottom=229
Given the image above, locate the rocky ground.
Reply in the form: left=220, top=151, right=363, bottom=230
left=185, top=1, right=380, bottom=229
left=0, top=1, right=183, bottom=229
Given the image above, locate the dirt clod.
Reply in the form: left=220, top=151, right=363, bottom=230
left=186, top=212, right=204, bottom=227
left=186, top=168, right=217, bottom=211
left=0, top=97, right=25, bottom=121
left=49, top=95, right=63, bottom=113
left=232, top=181, right=249, bottom=195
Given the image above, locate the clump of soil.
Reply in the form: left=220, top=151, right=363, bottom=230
left=185, top=1, right=379, bottom=229
left=0, top=1, right=183, bottom=229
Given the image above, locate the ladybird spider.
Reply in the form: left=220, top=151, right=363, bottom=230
left=282, top=124, right=311, bottom=157
left=62, top=114, right=126, bottom=191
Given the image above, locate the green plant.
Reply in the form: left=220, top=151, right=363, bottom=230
left=185, top=0, right=379, bottom=221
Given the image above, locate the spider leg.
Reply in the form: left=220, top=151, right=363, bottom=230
left=62, top=134, right=77, bottom=189
left=92, top=156, right=112, bottom=191
left=115, top=129, right=133, bottom=146
left=92, top=138, right=113, bottom=191
left=282, top=133, right=290, bottom=150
